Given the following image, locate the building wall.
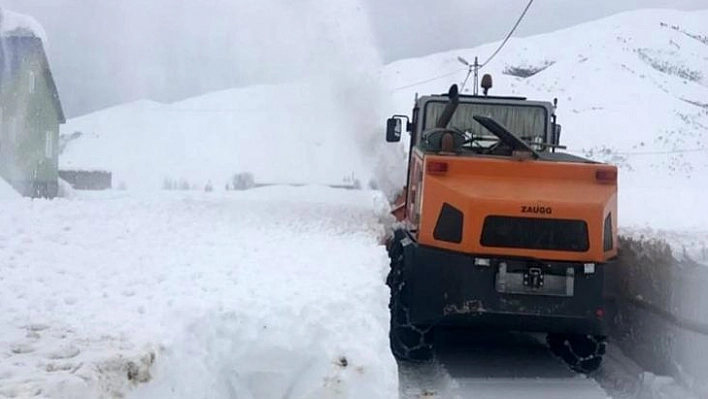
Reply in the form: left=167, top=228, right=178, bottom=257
left=0, top=36, right=61, bottom=198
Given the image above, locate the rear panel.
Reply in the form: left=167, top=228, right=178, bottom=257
left=401, top=238, right=609, bottom=334
left=415, top=154, right=618, bottom=263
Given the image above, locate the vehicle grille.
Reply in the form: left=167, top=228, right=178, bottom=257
left=481, top=216, right=589, bottom=252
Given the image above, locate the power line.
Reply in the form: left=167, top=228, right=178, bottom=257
left=390, top=0, right=535, bottom=92
left=480, top=0, right=535, bottom=68
left=392, top=67, right=467, bottom=92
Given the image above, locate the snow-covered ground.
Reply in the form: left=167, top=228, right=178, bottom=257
left=5, top=6, right=707, bottom=399
left=0, top=187, right=397, bottom=398
left=0, top=178, right=20, bottom=200
left=399, top=331, right=610, bottom=399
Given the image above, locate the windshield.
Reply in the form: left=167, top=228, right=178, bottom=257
left=423, top=101, right=548, bottom=148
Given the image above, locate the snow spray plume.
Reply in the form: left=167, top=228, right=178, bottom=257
left=294, top=0, right=390, bottom=190
left=98, top=0, right=397, bottom=189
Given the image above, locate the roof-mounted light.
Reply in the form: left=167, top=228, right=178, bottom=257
left=481, top=74, right=493, bottom=96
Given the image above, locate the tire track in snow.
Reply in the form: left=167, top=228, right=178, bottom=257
left=398, top=329, right=607, bottom=399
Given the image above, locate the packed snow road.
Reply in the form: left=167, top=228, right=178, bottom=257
left=398, top=329, right=608, bottom=399
left=0, top=186, right=397, bottom=398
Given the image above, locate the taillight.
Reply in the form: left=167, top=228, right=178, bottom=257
left=427, top=161, right=448, bottom=175
left=595, top=169, right=617, bottom=183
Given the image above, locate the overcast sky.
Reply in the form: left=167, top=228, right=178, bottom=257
left=2, top=0, right=706, bottom=117
left=369, top=0, right=707, bottom=61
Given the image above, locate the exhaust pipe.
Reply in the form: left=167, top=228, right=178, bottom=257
left=436, top=84, right=460, bottom=128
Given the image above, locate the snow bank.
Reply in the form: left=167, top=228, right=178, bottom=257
left=606, top=235, right=708, bottom=397
left=0, top=187, right=397, bottom=398
left=0, top=178, right=20, bottom=199
left=621, top=226, right=708, bottom=266
left=0, top=7, right=47, bottom=43
left=132, top=305, right=391, bottom=399
left=57, top=178, right=78, bottom=199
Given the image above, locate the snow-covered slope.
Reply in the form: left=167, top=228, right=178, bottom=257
left=60, top=79, right=390, bottom=192
left=381, top=8, right=708, bottom=232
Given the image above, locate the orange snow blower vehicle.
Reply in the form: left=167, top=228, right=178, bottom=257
left=384, top=77, right=618, bottom=373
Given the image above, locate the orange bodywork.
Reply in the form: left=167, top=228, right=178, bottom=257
left=398, top=149, right=618, bottom=263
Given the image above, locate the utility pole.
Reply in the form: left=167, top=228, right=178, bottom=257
left=457, top=56, right=480, bottom=95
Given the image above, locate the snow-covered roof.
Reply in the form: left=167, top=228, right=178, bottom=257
left=0, top=7, right=64, bottom=123
left=0, top=7, right=48, bottom=43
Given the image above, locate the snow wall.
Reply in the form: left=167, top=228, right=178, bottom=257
left=606, top=236, right=708, bottom=397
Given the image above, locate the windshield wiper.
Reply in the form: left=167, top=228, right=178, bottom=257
left=472, top=115, right=540, bottom=158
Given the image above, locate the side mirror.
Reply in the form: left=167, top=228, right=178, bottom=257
left=554, top=124, right=562, bottom=145
left=386, top=117, right=402, bottom=142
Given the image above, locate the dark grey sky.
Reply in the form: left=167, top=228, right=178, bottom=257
left=2, top=0, right=706, bottom=117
